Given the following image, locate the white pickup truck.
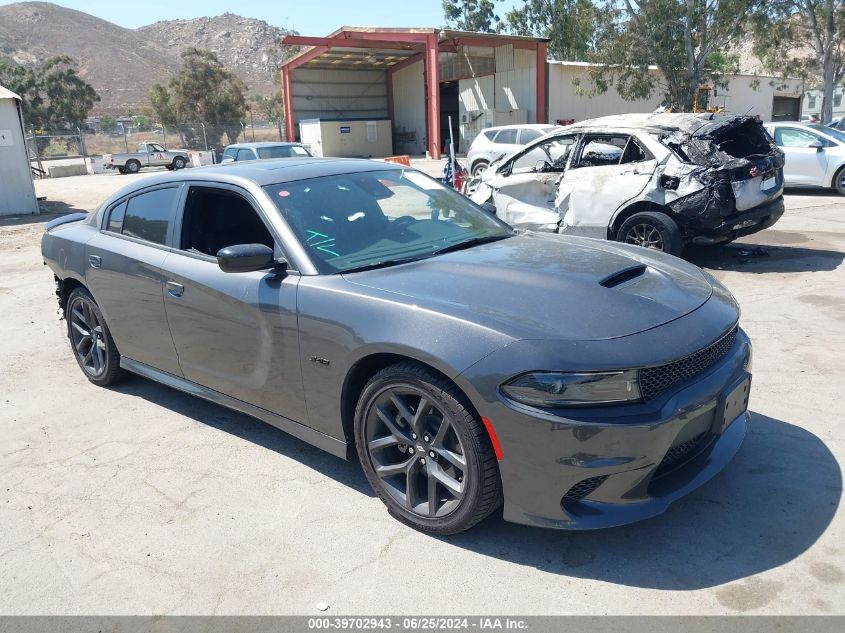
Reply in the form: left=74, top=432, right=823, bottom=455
left=104, top=142, right=190, bottom=174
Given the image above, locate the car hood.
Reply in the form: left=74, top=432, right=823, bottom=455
left=342, top=232, right=714, bottom=341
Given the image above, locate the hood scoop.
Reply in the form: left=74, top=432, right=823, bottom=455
left=599, top=264, right=648, bottom=288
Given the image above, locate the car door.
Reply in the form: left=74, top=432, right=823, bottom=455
left=556, top=134, right=657, bottom=238
left=83, top=185, right=184, bottom=376
left=159, top=183, right=307, bottom=422
left=489, top=135, right=577, bottom=230
left=771, top=127, right=830, bottom=185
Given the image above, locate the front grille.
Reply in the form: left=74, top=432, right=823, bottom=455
left=561, top=475, right=608, bottom=505
left=653, top=432, right=711, bottom=478
left=639, top=326, right=738, bottom=401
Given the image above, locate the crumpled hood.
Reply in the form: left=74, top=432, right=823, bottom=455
left=343, top=232, right=715, bottom=341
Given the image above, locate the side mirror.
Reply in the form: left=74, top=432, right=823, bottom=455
left=216, top=244, right=285, bottom=273
left=221, top=155, right=235, bottom=163
left=809, top=139, right=825, bottom=152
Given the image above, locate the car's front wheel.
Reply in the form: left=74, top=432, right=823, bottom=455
left=833, top=166, right=845, bottom=196
left=66, top=287, right=124, bottom=386
left=354, top=361, right=501, bottom=534
left=617, top=211, right=683, bottom=256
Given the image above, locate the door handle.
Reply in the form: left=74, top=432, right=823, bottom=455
left=88, top=254, right=102, bottom=269
left=166, top=281, right=184, bottom=298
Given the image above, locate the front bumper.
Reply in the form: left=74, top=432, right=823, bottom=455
left=460, top=327, right=752, bottom=530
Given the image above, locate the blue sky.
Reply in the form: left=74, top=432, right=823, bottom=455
left=0, top=0, right=523, bottom=32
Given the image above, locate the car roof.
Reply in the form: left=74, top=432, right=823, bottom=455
left=109, top=157, right=405, bottom=192
left=225, top=142, right=305, bottom=149
left=485, top=124, right=557, bottom=132
left=767, top=121, right=818, bottom=127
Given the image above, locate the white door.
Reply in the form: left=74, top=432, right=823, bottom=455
left=771, top=127, right=829, bottom=186
left=557, top=134, right=656, bottom=238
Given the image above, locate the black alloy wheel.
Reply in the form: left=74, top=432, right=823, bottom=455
left=355, top=361, right=501, bottom=534
left=66, top=288, right=124, bottom=386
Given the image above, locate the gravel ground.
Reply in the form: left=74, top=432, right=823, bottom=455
left=0, top=170, right=843, bottom=615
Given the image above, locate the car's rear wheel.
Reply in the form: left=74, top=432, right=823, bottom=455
left=833, top=166, right=845, bottom=196
left=172, top=156, right=187, bottom=170
left=471, top=160, right=489, bottom=177
left=354, top=361, right=501, bottom=534
left=125, top=160, right=141, bottom=174
left=66, top=288, right=124, bottom=386
left=618, top=211, right=683, bottom=256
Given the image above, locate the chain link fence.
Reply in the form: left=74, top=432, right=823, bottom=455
left=26, top=118, right=288, bottom=176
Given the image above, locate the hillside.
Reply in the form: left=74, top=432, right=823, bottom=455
left=0, top=2, right=291, bottom=114
left=138, top=13, right=291, bottom=99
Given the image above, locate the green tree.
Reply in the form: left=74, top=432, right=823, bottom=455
left=0, top=55, right=99, bottom=130
left=753, top=0, right=845, bottom=123
left=587, top=0, right=759, bottom=111
left=442, top=0, right=503, bottom=32
left=250, top=93, right=284, bottom=139
left=98, top=115, right=117, bottom=134
left=505, top=0, right=597, bottom=61
left=148, top=48, right=247, bottom=147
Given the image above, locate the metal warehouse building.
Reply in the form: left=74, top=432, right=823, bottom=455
left=0, top=85, right=39, bottom=216
left=280, top=27, right=549, bottom=159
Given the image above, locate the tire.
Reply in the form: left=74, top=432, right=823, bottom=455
left=172, top=156, right=187, bottom=170
left=66, top=287, right=125, bottom=386
left=617, top=211, right=684, bottom=256
left=354, top=361, right=501, bottom=535
left=125, top=160, right=141, bottom=174
left=117, top=167, right=126, bottom=175
left=471, top=160, right=489, bottom=177
left=833, top=166, right=845, bottom=196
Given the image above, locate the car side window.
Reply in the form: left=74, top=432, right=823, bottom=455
left=519, top=128, right=542, bottom=144
left=494, top=129, right=518, bottom=144
left=575, top=135, right=629, bottom=168
left=775, top=128, right=823, bottom=148
left=106, top=200, right=127, bottom=233
left=510, top=136, right=576, bottom=174
left=121, top=187, right=180, bottom=245
left=223, top=147, right=237, bottom=160
left=236, top=149, right=254, bottom=161
left=620, top=138, right=651, bottom=164
left=180, top=186, right=275, bottom=257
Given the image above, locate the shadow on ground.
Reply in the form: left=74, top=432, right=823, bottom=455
left=687, top=239, right=844, bottom=273
left=447, top=411, right=841, bottom=590
left=0, top=201, right=89, bottom=228
left=110, top=375, right=373, bottom=497
left=107, top=373, right=842, bottom=591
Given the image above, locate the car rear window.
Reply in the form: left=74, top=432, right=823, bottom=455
left=482, top=130, right=497, bottom=141
left=494, top=129, right=518, bottom=144
left=122, top=187, right=180, bottom=245
left=519, top=128, right=543, bottom=144
left=257, top=145, right=312, bottom=159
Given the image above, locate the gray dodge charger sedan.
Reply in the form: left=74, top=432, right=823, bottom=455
left=41, top=157, right=752, bottom=534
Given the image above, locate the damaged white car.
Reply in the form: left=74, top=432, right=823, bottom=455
left=470, top=113, right=786, bottom=255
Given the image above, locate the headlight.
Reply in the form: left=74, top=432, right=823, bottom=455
left=501, top=370, right=641, bottom=407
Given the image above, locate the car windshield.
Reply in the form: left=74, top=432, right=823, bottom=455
left=265, top=169, right=512, bottom=274
left=257, top=145, right=311, bottom=159
left=809, top=124, right=845, bottom=143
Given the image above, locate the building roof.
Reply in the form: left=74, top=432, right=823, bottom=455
left=281, top=26, right=548, bottom=71
left=0, top=85, right=22, bottom=101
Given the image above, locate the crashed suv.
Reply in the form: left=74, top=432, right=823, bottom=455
left=470, top=113, right=785, bottom=255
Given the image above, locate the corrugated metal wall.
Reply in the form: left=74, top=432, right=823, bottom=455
left=291, top=68, right=388, bottom=123
left=494, top=48, right=536, bottom=122
left=391, top=60, right=427, bottom=155
left=457, top=76, right=494, bottom=152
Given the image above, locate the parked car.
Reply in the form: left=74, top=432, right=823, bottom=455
left=764, top=122, right=845, bottom=195
left=801, top=114, right=820, bottom=123
left=105, top=142, right=189, bottom=174
left=466, top=124, right=559, bottom=177
left=827, top=117, right=845, bottom=131
left=42, top=158, right=751, bottom=534
left=471, top=113, right=785, bottom=255
left=222, top=142, right=312, bottom=162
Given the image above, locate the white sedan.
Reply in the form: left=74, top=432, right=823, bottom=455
left=765, top=122, right=845, bottom=195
